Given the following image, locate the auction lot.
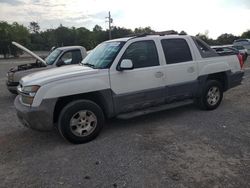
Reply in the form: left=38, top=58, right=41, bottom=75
left=0, top=58, right=250, bottom=188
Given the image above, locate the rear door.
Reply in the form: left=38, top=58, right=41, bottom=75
left=109, top=40, right=166, bottom=114
left=160, top=38, right=198, bottom=102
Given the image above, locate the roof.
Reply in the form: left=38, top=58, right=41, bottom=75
left=105, top=34, right=190, bottom=43
left=107, top=37, right=132, bottom=42
left=57, top=46, right=86, bottom=51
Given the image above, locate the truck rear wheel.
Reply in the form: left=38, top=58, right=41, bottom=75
left=58, top=100, right=104, bottom=144
left=198, top=80, right=223, bottom=110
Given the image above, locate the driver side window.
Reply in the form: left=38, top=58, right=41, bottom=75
left=121, top=40, right=159, bottom=69
left=59, top=50, right=82, bottom=65
left=60, top=51, right=72, bottom=65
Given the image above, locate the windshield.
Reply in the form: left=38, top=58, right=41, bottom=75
left=81, top=41, right=125, bottom=69
left=45, top=49, right=62, bottom=65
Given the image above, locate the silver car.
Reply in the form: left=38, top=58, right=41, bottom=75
left=6, top=42, right=87, bottom=94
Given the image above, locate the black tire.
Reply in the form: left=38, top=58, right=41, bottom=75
left=197, top=80, right=223, bottom=110
left=58, top=100, right=104, bottom=144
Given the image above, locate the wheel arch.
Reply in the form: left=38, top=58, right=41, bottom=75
left=53, top=90, right=115, bottom=124
left=206, top=71, right=229, bottom=91
left=198, top=71, right=230, bottom=93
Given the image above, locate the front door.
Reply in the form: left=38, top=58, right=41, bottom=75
left=109, top=40, right=166, bottom=114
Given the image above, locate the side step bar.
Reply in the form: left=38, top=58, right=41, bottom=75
left=117, top=99, right=194, bottom=119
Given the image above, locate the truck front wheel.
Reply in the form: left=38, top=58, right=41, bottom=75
left=198, top=80, right=223, bottom=110
left=58, top=100, right=104, bottom=144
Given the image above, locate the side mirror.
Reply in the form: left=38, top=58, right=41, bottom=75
left=118, top=59, right=134, bottom=71
left=56, top=59, right=64, bottom=67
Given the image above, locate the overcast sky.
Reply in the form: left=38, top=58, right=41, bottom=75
left=0, top=0, right=250, bottom=38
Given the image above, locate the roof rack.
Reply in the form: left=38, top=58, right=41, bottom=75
left=126, top=30, right=183, bottom=40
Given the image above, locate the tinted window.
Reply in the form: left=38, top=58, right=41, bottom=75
left=121, top=40, right=159, bottom=68
left=233, top=45, right=244, bottom=50
left=195, top=39, right=210, bottom=52
left=192, top=37, right=218, bottom=58
left=161, top=38, right=192, bottom=64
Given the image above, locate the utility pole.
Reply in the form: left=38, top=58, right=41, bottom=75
left=106, top=11, right=113, bottom=39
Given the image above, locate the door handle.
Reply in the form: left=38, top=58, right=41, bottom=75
left=155, top=71, right=164, bottom=78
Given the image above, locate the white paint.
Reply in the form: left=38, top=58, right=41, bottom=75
left=18, top=35, right=242, bottom=107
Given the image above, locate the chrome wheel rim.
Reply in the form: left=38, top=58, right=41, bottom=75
left=207, top=86, right=220, bottom=106
left=70, top=110, right=97, bottom=137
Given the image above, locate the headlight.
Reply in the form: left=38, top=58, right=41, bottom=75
left=22, top=85, right=40, bottom=95
left=18, top=85, right=40, bottom=105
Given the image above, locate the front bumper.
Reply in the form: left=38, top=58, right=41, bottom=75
left=14, top=95, right=57, bottom=131
left=6, top=81, right=19, bottom=93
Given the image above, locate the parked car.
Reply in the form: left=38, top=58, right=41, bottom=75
left=233, top=39, right=250, bottom=54
left=211, top=45, right=247, bottom=62
left=15, top=34, right=244, bottom=144
left=232, top=45, right=248, bottom=55
left=6, top=42, right=87, bottom=94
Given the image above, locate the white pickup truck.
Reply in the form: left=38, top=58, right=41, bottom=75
left=6, top=42, right=87, bottom=94
left=15, top=34, right=244, bottom=144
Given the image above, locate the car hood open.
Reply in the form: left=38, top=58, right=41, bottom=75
left=12, top=41, right=47, bottom=65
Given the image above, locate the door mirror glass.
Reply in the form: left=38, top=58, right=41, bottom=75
left=119, top=59, right=134, bottom=70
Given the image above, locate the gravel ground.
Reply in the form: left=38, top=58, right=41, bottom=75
left=0, top=57, right=250, bottom=188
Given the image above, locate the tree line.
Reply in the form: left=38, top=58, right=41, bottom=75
left=1, top=21, right=250, bottom=58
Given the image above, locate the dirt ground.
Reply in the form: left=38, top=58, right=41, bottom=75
left=0, top=57, right=249, bottom=188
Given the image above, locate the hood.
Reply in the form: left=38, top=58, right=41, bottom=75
left=20, top=64, right=98, bottom=86
left=12, top=42, right=47, bottom=65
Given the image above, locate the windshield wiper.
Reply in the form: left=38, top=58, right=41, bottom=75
left=82, top=63, right=96, bottom=68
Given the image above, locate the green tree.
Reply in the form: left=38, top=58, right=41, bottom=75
left=111, top=26, right=133, bottom=38
left=0, top=21, right=30, bottom=58
left=40, top=29, right=56, bottom=50
left=29, top=22, right=40, bottom=33
left=134, top=27, right=154, bottom=34
left=10, top=22, right=30, bottom=56
left=196, top=33, right=216, bottom=45
left=179, top=30, right=187, bottom=35
left=75, top=27, right=93, bottom=49
left=0, top=21, right=11, bottom=58
left=54, top=24, right=75, bottom=46
left=241, top=30, right=250, bottom=39
left=93, top=25, right=102, bottom=32
left=91, top=25, right=108, bottom=48
left=216, top=33, right=238, bottom=45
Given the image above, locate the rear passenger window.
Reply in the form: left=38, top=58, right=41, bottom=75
left=161, top=39, right=192, bottom=64
left=194, top=39, right=210, bottom=52
left=121, top=40, right=159, bottom=68
left=192, top=37, right=218, bottom=58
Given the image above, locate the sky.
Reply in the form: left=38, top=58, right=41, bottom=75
left=0, top=0, right=250, bottom=38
